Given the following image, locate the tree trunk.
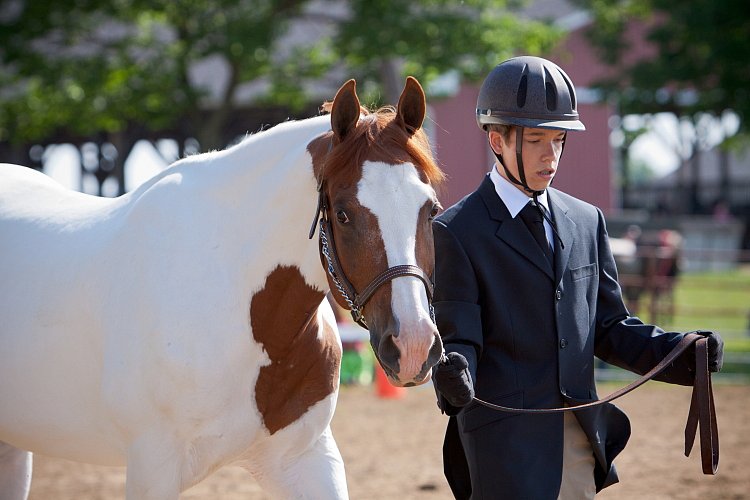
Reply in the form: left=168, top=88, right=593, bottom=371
left=690, top=148, right=701, bottom=213
left=379, top=58, right=402, bottom=106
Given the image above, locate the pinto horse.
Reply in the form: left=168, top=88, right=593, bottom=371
left=0, top=77, right=444, bottom=499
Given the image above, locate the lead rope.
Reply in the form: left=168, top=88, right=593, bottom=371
left=445, top=332, right=719, bottom=475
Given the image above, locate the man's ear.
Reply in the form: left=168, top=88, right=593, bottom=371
left=488, top=130, right=505, bottom=156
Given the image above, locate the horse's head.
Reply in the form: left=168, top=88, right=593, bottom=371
left=308, top=77, right=445, bottom=387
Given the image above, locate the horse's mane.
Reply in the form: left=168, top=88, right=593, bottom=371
left=317, top=102, right=445, bottom=188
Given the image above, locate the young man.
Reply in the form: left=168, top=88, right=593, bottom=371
left=430, top=56, right=723, bottom=499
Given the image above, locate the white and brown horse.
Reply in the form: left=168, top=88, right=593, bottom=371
left=0, top=78, right=444, bottom=499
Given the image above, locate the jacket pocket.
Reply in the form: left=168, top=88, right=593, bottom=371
left=459, top=390, right=524, bottom=433
left=571, top=262, right=598, bottom=281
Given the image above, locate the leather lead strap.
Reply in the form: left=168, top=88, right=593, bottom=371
left=469, top=332, right=719, bottom=475
left=684, top=337, right=719, bottom=474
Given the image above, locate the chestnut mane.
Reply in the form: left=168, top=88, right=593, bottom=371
left=315, top=102, right=445, bottom=188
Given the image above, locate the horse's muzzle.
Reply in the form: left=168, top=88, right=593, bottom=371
left=375, top=326, right=442, bottom=387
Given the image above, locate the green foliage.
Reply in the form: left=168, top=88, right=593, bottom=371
left=626, top=158, right=657, bottom=183
left=635, top=269, right=750, bottom=340
left=0, top=0, right=561, bottom=148
left=625, top=268, right=750, bottom=380
left=573, top=0, right=750, bottom=137
left=331, top=0, right=561, bottom=105
left=0, top=0, right=308, bottom=147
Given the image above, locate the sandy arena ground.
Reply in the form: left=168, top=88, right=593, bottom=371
left=27, top=382, right=749, bottom=499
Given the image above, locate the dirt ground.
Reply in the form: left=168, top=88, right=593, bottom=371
left=27, top=382, right=749, bottom=499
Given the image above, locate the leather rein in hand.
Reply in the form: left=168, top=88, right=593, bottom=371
left=464, top=331, right=719, bottom=475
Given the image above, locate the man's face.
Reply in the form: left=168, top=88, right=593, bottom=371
left=489, top=127, right=565, bottom=194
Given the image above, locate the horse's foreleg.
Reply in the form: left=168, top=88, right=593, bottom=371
left=0, top=442, right=32, bottom=500
left=250, top=426, right=349, bottom=500
left=125, top=431, right=184, bottom=500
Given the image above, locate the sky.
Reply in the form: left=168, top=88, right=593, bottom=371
left=629, top=130, right=680, bottom=175
left=622, top=111, right=740, bottom=177
left=44, top=139, right=174, bottom=195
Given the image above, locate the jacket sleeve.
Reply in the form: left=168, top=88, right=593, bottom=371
left=592, top=209, right=695, bottom=386
left=433, top=220, right=483, bottom=413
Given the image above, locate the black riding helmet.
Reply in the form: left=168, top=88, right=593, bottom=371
left=477, top=56, right=585, bottom=132
left=476, top=56, right=585, bottom=195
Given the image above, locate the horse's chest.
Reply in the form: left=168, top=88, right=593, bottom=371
left=250, top=265, right=341, bottom=435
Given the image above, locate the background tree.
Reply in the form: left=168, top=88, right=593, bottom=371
left=573, top=0, right=749, bottom=212
left=0, top=0, right=561, bottom=156
left=576, top=0, right=748, bottom=128
left=323, top=0, right=560, bottom=105
left=0, top=0, right=310, bottom=152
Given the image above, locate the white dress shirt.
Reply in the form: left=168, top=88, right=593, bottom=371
left=489, top=166, right=555, bottom=254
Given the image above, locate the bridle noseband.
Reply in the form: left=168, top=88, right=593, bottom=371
left=308, top=176, right=436, bottom=330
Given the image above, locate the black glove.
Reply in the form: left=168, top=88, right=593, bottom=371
left=704, top=331, right=724, bottom=373
left=433, top=352, right=474, bottom=408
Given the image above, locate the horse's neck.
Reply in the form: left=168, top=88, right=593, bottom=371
left=172, top=115, right=332, bottom=293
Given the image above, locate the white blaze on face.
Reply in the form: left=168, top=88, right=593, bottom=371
left=356, top=161, right=437, bottom=380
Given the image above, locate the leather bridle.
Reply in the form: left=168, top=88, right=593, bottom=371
left=457, top=331, right=719, bottom=475
left=308, top=177, right=435, bottom=330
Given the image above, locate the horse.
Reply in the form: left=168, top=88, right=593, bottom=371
left=0, top=77, right=445, bottom=499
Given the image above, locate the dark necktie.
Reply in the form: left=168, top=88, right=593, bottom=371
left=519, top=202, right=553, bottom=265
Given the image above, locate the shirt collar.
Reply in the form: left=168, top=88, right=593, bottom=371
left=489, top=165, right=550, bottom=218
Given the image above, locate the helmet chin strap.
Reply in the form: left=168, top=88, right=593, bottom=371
left=491, top=126, right=568, bottom=196
left=491, top=127, right=539, bottom=196
left=514, top=127, right=539, bottom=196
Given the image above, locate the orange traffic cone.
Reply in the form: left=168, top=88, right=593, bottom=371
left=375, top=363, right=405, bottom=399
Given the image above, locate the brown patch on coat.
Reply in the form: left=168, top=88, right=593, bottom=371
left=250, top=265, right=341, bottom=435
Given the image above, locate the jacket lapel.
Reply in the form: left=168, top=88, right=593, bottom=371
left=547, top=188, right=575, bottom=286
left=478, top=176, right=554, bottom=281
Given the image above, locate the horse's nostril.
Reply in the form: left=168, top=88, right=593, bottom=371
left=430, top=333, right=443, bottom=359
left=378, top=331, right=401, bottom=374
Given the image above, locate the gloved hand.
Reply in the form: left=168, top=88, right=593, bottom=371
left=433, top=352, right=474, bottom=407
left=704, top=331, right=724, bottom=373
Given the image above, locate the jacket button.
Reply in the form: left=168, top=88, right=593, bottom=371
left=560, top=338, right=568, bottom=348
left=556, top=289, right=562, bottom=300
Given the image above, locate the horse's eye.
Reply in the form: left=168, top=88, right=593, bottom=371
left=336, top=210, right=349, bottom=224
left=429, top=203, right=441, bottom=220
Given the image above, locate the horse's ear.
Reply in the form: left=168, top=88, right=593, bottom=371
left=331, top=79, right=360, bottom=141
left=397, top=76, right=426, bottom=134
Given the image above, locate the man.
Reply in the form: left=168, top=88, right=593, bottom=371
left=430, top=56, right=723, bottom=499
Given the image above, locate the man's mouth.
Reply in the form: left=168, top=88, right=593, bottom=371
left=539, top=168, right=555, bottom=178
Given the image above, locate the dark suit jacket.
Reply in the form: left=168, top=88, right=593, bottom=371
left=433, top=176, right=695, bottom=499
